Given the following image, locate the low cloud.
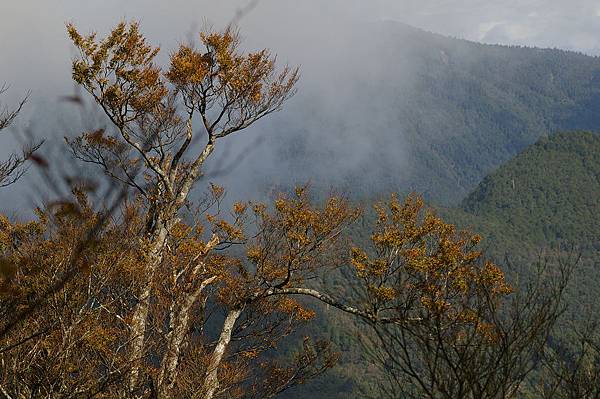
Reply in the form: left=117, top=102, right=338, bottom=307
left=1, top=0, right=599, bottom=211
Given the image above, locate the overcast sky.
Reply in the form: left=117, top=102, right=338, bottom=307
left=1, top=0, right=600, bottom=212
left=1, top=0, right=600, bottom=102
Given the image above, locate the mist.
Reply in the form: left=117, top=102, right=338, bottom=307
left=2, top=0, right=600, bottom=212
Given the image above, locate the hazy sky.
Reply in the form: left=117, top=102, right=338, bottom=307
left=1, top=0, right=600, bottom=211
left=1, top=0, right=600, bottom=102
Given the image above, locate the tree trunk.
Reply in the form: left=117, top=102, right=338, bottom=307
left=128, top=142, right=216, bottom=394
left=157, top=275, right=217, bottom=398
left=196, top=308, right=242, bottom=399
left=128, top=224, right=169, bottom=392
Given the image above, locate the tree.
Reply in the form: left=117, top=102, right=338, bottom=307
left=0, top=85, right=40, bottom=187
left=0, top=20, right=577, bottom=399
left=0, top=193, right=137, bottom=398
left=65, top=21, right=299, bottom=397
left=350, top=195, right=575, bottom=398
left=0, top=189, right=573, bottom=398
left=0, top=186, right=358, bottom=398
left=538, top=320, right=600, bottom=399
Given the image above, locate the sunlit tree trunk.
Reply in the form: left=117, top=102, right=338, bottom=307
left=196, top=308, right=243, bottom=399
left=128, top=224, right=168, bottom=392
left=157, top=275, right=217, bottom=398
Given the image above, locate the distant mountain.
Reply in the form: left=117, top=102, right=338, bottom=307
left=446, top=131, right=600, bottom=323
left=268, top=23, right=600, bottom=396
left=457, top=131, right=600, bottom=250
left=262, top=22, right=600, bottom=204
left=284, top=132, right=600, bottom=398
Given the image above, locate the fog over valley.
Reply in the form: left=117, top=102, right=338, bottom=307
left=2, top=0, right=600, bottom=212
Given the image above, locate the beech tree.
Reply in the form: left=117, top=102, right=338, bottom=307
left=351, top=195, right=575, bottom=399
left=64, top=21, right=298, bottom=397
left=0, top=188, right=353, bottom=398
left=0, top=188, right=571, bottom=398
left=0, top=187, right=574, bottom=399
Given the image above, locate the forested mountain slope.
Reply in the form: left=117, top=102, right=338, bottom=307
left=264, top=22, right=600, bottom=204
left=458, top=132, right=600, bottom=250
left=447, top=131, right=600, bottom=324
left=442, top=131, right=600, bottom=281
left=285, top=132, right=600, bottom=398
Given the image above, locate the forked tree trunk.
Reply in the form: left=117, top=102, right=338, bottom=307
left=129, top=143, right=215, bottom=394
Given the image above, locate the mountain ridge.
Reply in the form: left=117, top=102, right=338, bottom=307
left=253, top=20, right=600, bottom=205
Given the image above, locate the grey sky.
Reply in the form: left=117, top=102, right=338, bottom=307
left=1, top=0, right=600, bottom=102
left=1, top=0, right=599, bottom=212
